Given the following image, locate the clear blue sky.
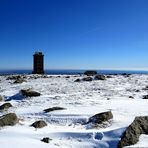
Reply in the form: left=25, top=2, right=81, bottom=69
left=0, top=0, right=148, bottom=70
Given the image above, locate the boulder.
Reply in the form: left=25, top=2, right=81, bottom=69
left=84, top=71, right=97, bottom=76
left=6, top=75, right=21, bottom=80
left=14, top=78, right=26, bottom=84
left=44, top=107, right=66, bottom=113
left=88, top=111, right=113, bottom=124
left=143, top=95, right=148, bottom=99
left=21, top=89, right=41, bottom=97
left=0, top=95, right=3, bottom=101
left=82, top=77, right=93, bottom=82
left=31, top=120, right=47, bottom=128
left=0, top=113, right=18, bottom=127
left=95, top=75, right=106, bottom=80
left=0, top=103, right=13, bottom=110
left=41, top=137, right=52, bottom=143
left=118, top=116, right=148, bottom=148
left=129, top=96, right=134, bottom=99
left=74, top=78, right=81, bottom=82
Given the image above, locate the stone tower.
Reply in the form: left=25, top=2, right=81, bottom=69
left=32, top=52, right=44, bottom=74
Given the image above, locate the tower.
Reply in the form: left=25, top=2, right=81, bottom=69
left=32, top=52, right=44, bottom=74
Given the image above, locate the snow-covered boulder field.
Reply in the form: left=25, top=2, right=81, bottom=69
left=0, top=74, right=148, bottom=148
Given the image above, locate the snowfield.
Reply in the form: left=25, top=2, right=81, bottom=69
left=0, top=74, right=148, bottom=148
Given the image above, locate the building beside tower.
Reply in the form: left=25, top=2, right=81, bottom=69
left=32, top=52, right=44, bottom=74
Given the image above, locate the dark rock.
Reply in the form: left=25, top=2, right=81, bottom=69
left=14, top=78, right=26, bottom=84
left=106, top=76, right=112, bottom=78
left=0, top=113, right=18, bottom=127
left=118, top=116, right=148, bottom=148
left=142, top=86, right=148, bottom=90
left=74, top=78, right=81, bottom=82
left=6, top=75, right=21, bottom=80
left=143, top=95, right=148, bottom=99
left=65, top=76, right=70, bottom=79
left=82, top=77, right=93, bottom=82
left=88, top=111, right=113, bottom=124
left=44, top=107, right=66, bottom=113
left=84, top=71, right=97, bottom=76
left=135, top=90, right=140, bottom=92
left=21, top=89, right=41, bottom=97
left=0, top=95, right=3, bottom=101
left=31, top=120, right=47, bottom=128
left=95, top=75, right=106, bottom=80
left=129, top=96, right=134, bottom=99
left=41, top=137, right=52, bottom=143
left=0, top=103, right=13, bottom=110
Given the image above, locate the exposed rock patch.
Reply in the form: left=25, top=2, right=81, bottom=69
left=118, top=116, right=148, bottom=148
left=13, top=78, right=26, bottom=84
left=95, top=75, right=106, bottom=80
left=143, top=95, right=148, bottom=99
left=31, top=120, right=47, bottom=128
left=41, top=137, right=52, bottom=143
left=0, top=95, right=3, bottom=101
left=21, top=89, right=41, bottom=97
left=0, top=113, right=18, bottom=127
left=44, top=107, right=66, bottom=113
left=88, top=111, right=113, bottom=124
left=82, top=77, right=93, bottom=82
left=0, top=103, right=13, bottom=111
left=74, top=78, right=81, bottom=82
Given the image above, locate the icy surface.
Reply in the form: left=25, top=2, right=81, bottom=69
left=0, top=74, right=148, bottom=147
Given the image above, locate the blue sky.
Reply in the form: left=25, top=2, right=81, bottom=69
left=0, top=0, right=148, bottom=70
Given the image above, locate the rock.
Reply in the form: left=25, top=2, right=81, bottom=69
left=14, top=78, right=26, bottom=84
left=0, top=113, right=18, bottom=127
left=142, top=86, right=148, bottom=90
left=106, top=75, right=112, bottom=78
left=135, top=90, right=140, bottom=92
left=84, top=71, right=97, bottom=76
left=0, top=95, right=3, bottom=101
left=129, top=96, right=134, bottom=99
left=143, top=95, right=148, bottom=99
left=31, top=120, right=47, bottom=128
left=118, top=116, right=148, bottom=148
left=44, top=107, right=66, bottom=113
left=21, top=89, right=41, bottom=97
left=41, top=137, right=52, bottom=143
left=74, top=78, right=81, bottom=82
left=82, top=77, right=93, bottom=82
left=88, top=111, right=113, bottom=124
left=65, top=76, right=70, bottom=79
left=95, top=75, right=106, bottom=80
left=6, top=75, right=21, bottom=80
left=0, top=103, right=13, bottom=110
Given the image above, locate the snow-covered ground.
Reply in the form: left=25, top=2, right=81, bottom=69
left=0, top=74, right=148, bottom=148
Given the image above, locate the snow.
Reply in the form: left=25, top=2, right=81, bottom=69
left=0, top=74, right=148, bottom=148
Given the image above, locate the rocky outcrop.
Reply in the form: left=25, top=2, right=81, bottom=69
left=14, top=78, right=26, bottom=84
left=21, top=89, right=41, bottom=97
left=82, top=77, right=93, bottom=82
left=95, top=75, right=106, bottom=80
left=44, top=107, right=66, bottom=113
left=143, top=95, right=148, bottom=99
left=31, top=120, right=47, bottom=128
left=0, top=113, right=18, bottom=127
left=88, top=111, right=113, bottom=124
left=41, top=137, right=52, bottom=143
left=0, top=103, right=13, bottom=111
left=74, top=78, right=81, bottom=82
left=118, top=116, right=148, bottom=148
left=84, top=71, right=97, bottom=76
